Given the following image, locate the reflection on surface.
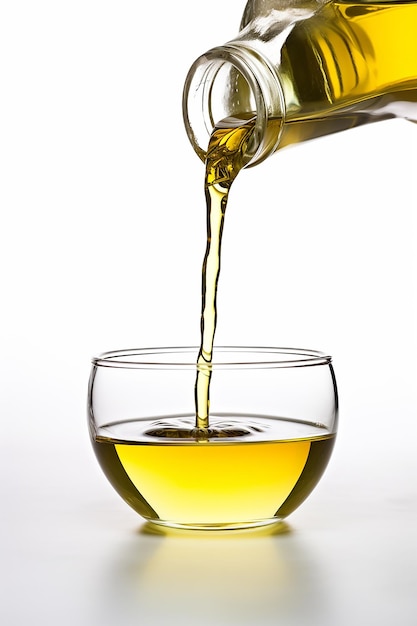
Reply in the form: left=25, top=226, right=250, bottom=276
left=97, top=521, right=328, bottom=626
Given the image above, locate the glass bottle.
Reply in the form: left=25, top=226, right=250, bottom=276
left=183, top=0, right=417, bottom=167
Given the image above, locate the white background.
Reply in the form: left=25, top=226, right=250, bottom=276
left=1, top=2, right=416, bottom=625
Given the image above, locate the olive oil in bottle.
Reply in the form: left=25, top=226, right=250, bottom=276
left=183, top=1, right=417, bottom=166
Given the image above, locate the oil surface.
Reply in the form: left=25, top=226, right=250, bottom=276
left=93, top=417, right=335, bottom=528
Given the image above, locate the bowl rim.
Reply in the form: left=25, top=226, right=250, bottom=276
left=91, top=346, right=333, bottom=370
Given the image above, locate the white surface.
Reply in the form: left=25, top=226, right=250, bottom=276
left=1, top=2, right=417, bottom=625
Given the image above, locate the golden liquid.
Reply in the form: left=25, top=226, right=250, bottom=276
left=92, top=417, right=335, bottom=529
left=235, top=1, right=417, bottom=155
left=195, top=117, right=256, bottom=428
left=287, top=1, right=417, bottom=113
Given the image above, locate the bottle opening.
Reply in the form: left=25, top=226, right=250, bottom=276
left=182, top=45, right=285, bottom=168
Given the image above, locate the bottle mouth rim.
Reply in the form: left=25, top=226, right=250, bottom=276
left=91, top=346, right=332, bottom=369
left=182, top=45, right=285, bottom=168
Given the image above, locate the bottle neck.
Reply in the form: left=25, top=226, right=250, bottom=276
left=182, top=44, right=285, bottom=168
